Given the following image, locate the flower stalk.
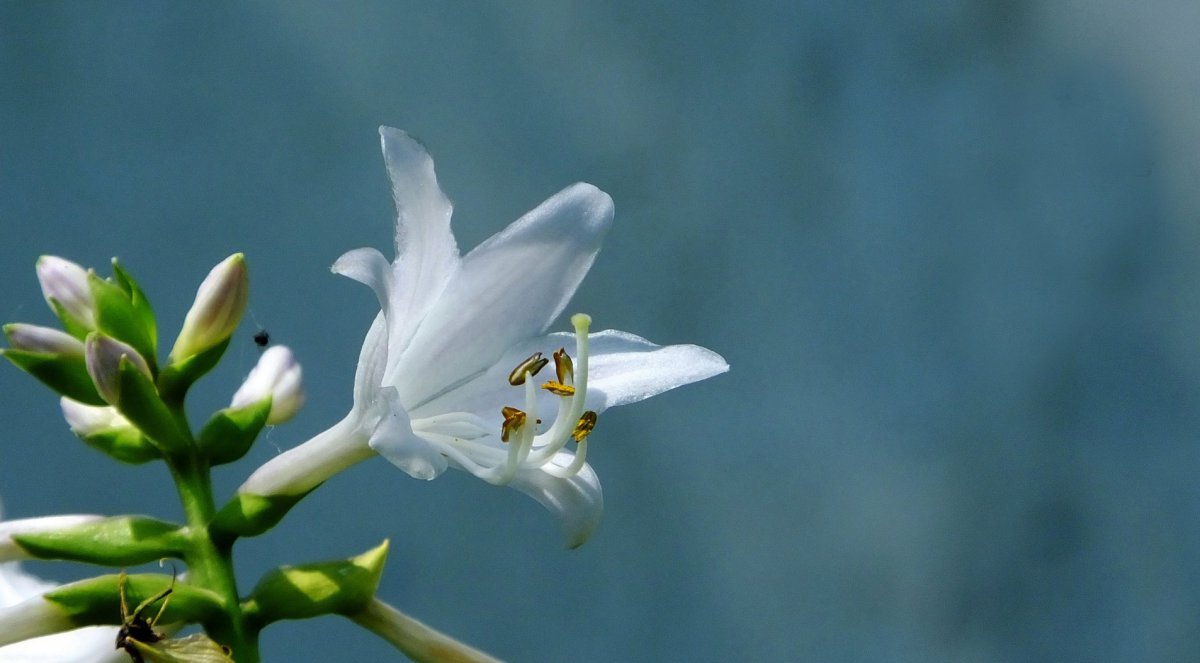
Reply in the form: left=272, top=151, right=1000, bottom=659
left=350, top=598, right=505, bottom=663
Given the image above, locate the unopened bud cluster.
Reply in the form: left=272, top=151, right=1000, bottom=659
left=1, top=253, right=305, bottom=464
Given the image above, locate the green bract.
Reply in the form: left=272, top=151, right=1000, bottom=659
left=110, top=258, right=158, bottom=353
left=211, top=491, right=312, bottom=542
left=90, top=272, right=158, bottom=372
left=114, top=359, right=190, bottom=454
left=73, top=418, right=161, bottom=464
left=0, top=347, right=104, bottom=405
left=158, top=338, right=231, bottom=404
left=243, top=541, right=389, bottom=627
left=198, top=400, right=271, bottom=466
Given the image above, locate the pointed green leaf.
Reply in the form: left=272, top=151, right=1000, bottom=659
left=116, top=359, right=189, bottom=453
left=1, top=348, right=105, bottom=404
left=198, top=401, right=271, bottom=466
left=111, top=259, right=158, bottom=355
left=13, top=516, right=185, bottom=566
left=90, top=273, right=157, bottom=372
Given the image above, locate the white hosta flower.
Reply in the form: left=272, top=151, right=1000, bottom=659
left=241, top=127, right=728, bottom=547
left=170, top=253, right=248, bottom=361
left=231, top=345, right=305, bottom=424
left=0, top=503, right=121, bottom=661
left=35, top=256, right=96, bottom=331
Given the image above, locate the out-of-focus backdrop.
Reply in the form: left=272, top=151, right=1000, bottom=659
left=2, top=2, right=1199, bottom=661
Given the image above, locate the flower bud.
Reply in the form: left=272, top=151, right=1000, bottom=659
left=170, top=253, right=248, bottom=361
left=0, top=513, right=106, bottom=564
left=231, top=345, right=305, bottom=424
left=35, top=256, right=96, bottom=330
left=60, top=398, right=132, bottom=438
left=60, top=398, right=161, bottom=464
left=3, top=324, right=84, bottom=357
left=84, top=333, right=152, bottom=406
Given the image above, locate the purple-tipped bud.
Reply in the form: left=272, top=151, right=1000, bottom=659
left=170, top=253, right=248, bottom=361
left=35, top=256, right=96, bottom=330
left=85, top=333, right=152, bottom=405
left=231, top=345, right=305, bottom=424
left=3, top=324, right=85, bottom=357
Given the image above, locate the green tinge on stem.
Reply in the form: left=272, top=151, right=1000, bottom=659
left=350, top=599, right=505, bottom=663
left=168, top=453, right=259, bottom=663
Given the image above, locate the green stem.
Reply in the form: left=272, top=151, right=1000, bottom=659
left=350, top=598, right=504, bottom=663
left=170, top=452, right=260, bottom=663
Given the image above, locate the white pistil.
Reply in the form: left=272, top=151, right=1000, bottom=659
left=526, top=314, right=592, bottom=466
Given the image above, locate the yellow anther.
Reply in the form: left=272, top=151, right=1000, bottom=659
left=508, top=352, right=549, bottom=386
left=572, top=411, right=597, bottom=443
left=553, top=347, right=573, bottom=384
left=500, top=406, right=527, bottom=442
left=541, top=381, right=576, bottom=396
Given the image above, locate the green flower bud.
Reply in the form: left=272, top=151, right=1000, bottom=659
left=170, top=254, right=247, bottom=362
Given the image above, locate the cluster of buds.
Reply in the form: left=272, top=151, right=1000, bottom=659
left=2, top=254, right=305, bottom=465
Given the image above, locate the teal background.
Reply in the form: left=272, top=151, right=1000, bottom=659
left=3, top=2, right=1200, bottom=661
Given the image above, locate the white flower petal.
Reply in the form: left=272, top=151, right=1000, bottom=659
left=333, top=247, right=393, bottom=316
left=390, top=183, right=614, bottom=408
left=507, top=457, right=603, bottom=549
left=379, top=127, right=460, bottom=359
left=584, top=330, right=730, bottom=411
left=0, top=563, right=53, bottom=604
left=352, top=313, right=389, bottom=413
left=368, top=387, right=449, bottom=481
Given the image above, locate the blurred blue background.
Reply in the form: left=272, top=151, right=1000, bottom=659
left=3, top=2, right=1200, bottom=661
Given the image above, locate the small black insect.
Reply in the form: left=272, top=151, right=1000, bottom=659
left=253, top=329, right=270, bottom=348
left=114, top=569, right=234, bottom=662
left=116, top=569, right=173, bottom=663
